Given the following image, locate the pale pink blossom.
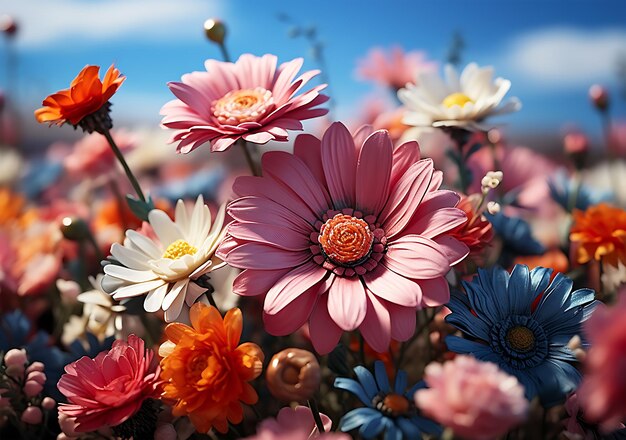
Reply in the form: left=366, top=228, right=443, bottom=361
left=218, top=122, right=468, bottom=354
left=57, top=335, right=161, bottom=433
left=161, top=53, right=329, bottom=153
left=415, top=356, right=528, bottom=440
left=64, top=130, right=136, bottom=176
left=244, top=406, right=349, bottom=440
left=578, top=291, right=626, bottom=431
left=356, top=46, right=436, bottom=90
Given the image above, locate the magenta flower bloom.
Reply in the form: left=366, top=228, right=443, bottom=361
left=415, top=356, right=528, bottom=440
left=161, top=53, right=329, bottom=154
left=217, top=122, right=468, bottom=354
left=57, top=335, right=161, bottom=433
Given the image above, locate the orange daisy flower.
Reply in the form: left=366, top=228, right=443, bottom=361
left=159, top=303, right=263, bottom=434
left=570, top=203, right=626, bottom=267
left=34, top=65, right=125, bottom=131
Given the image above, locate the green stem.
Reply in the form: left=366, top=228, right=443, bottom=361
left=218, top=42, right=232, bottom=63
left=101, top=127, right=146, bottom=202
left=238, top=139, right=259, bottom=176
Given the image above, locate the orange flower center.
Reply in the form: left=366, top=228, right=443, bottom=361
left=187, top=353, right=209, bottom=382
left=212, top=87, right=274, bottom=125
left=319, top=214, right=374, bottom=266
left=381, top=393, right=410, bottom=416
left=506, top=325, right=535, bottom=353
left=162, top=239, right=198, bottom=260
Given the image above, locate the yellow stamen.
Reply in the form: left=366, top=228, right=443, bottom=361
left=442, top=92, right=474, bottom=108
left=162, top=239, right=197, bottom=260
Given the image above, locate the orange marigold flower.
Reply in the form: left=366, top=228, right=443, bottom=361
left=514, top=249, right=569, bottom=281
left=570, top=203, right=626, bottom=267
left=34, top=65, right=125, bottom=131
left=159, top=303, right=263, bottom=434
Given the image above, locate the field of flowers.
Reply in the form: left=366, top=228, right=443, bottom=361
left=1, top=8, right=626, bottom=440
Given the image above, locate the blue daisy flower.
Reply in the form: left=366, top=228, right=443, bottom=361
left=548, top=171, right=612, bottom=212
left=445, top=265, right=598, bottom=407
left=334, top=361, right=441, bottom=440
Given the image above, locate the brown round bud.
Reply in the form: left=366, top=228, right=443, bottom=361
left=0, top=15, right=18, bottom=37
left=60, top=217, right=91, bottom=242
left=204, top=19, right=226, bottom=45
left=266, top=348, right=320, bottom=402
left=589, top=84, right=609, bottom=111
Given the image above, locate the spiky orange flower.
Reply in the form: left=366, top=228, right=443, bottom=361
left=34, top=65, right=125, bottom=127
left=159, top=303, right=263, bottom=434
left=570, top=203, right=626, bottom=267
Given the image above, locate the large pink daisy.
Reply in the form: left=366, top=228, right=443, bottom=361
left=217, top=122, right=469, bottom=354
left=160, top=53, right=329, bottom=154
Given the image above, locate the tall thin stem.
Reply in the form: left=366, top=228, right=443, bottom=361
left=239, top=140, right=259, bottom=176
left=307, top=399, right=326, bottom=434
left=218, top=42, right=231, bottom=63
left=101, top=127, right=146, bottom=202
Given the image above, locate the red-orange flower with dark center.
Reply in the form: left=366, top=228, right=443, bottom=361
left=159, top=303, right=264, bottom=434
left=570, top=203, right=626, bottom=267
left=34, top=65, right=125, bottom=126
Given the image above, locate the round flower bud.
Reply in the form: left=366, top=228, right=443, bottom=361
left=266, top=348, right=320, bottom=402
left=204, top=19, right=226, bottom=45
left=26, top=362, right=45, bottom=373
left=154, top=423, right=177, bottom=440
left=42, top=397, right=56, bottom=410
left=60, top=217, right=91, bottom=242
left=563, top=132, right=589, bottom=155
left=26, top=370, right=46, bottom=385
left=589, top=84, right=609, bottom=111
left=487, top=201, right=501, bottom=215
left=4, top=348, right=27, bottom=368
left=21, top=406, right=43, bottom=425
left=0, top=15, right=17, bottom=37
left=24, top=380, right=44, bottom=398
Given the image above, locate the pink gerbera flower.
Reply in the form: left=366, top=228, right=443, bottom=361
left=160, top=53, right=329, bottom=154
left=356, top=46, right=437, bottom=90
left=57, top=335, right=161, bottom=433
left=217, top=122, right=468, bottom=354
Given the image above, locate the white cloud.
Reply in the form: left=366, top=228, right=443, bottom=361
left=503, top=27, right=626, bottom=88
left=0, top=0, right=221, bottom=48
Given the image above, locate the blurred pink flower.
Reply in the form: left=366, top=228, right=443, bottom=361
left=57, top=335, right=161, bottom=433
left=218, top=122, right=468, bottom=354
left=609, top=120, right=626, bottom=156
left=415, top=355, right=528, bottom=440
left=161, top=53, right=329, bottom=153
left=64, top=130, right=136, bottom=176
left=244, top=406, right=348, bottom=440
left=467, top=143, right=557, bottom=216
left=578, top=291, right=626, bottom=431
left=356, top=46, right=436, bottom=90
left=563, top=393, right=600, bottom=440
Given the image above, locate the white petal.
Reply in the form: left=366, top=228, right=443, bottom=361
left=175, top=199, right=190, bottom=236
left=104, top=264, right=158, bottom=283
left=112, top=279, right=166, bottom=299
left=144, top=283, right=169, bottom=312
left=149, top=209, right=184, bottom=247
left=185, top=281, right=206, bottom=307
left=163, top=281, right=188, bottom=321
left=126, top=230, right=161, bottom=259
left=162, top=279, right=188, bottom=311
left=110, top=243, right=150, bottom=270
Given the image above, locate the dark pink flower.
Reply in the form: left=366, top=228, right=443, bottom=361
left=161, top=54, right=329, bottom=153
left=578, top=291, right=626, bottom=431
left=57, top=335, right=161, bottom=433
left=244, top=406, right=349, bottom=440
left=218, top=122, right=468, bottom=354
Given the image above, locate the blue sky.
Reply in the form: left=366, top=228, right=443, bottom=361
left=2, top=0, right=626, bottom=146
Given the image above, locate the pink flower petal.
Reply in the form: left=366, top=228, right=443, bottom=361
left=385, top=235, right=451, bottom=279
left=404, top=207, right=467, bottom=239
left=264, top=261, right=327, bottom=315
left=309, top=294, right=343, bottom=354
left=386, top=301, right=417, bottom=341
left=363, top=264, right=421, bottom=307
left=390, top=140, right=421, bottom=188
left=327, top=276, right=367, bottom=331
left=226, top=242, right=311, bottom=270
left=355, top=130, right=393, bottom=217
left=418, top=276, right=451, bottom=307
left=228, top=196, right=313, bottom=235
left=293, top=134, right=328, bottom=195
left=232, top=268, right=290, bottom=297
left=359, top=291, right=391, bottom=353
left=228, top=222, right=311, bottom=251
left=263, top=284, right=318, bottom=336
left=432, top=235, right=470, bottom=266
left=321, top=122, right=357, bottom=208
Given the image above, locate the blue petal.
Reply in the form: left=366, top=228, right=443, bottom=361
left=334, top=377, right=372, bottom=406
left=533, top=273, right=573, bottom=323
left=411, top=415, right=443, bottom=435
left=405, top=380, right=426, bottom=398
left=528, top=266, right=553, bottom=300
left=508, top=264, right=534, bottom=315
left=360, top=414, right=387, bottom=439
left=445, top=336, right=503, bottom=364
left=354, top=365, right=380, bottom=399
left=384, top=421, right=402, bottom=440
left=444, top=307, right=490, bottom=340
left=396, top=417, right=421, bottom=438
left=463, top=276, right=502, bottom=322
left=374, top=361, right=391, bottom=393
left=394, top=370, right=408, bottom=394
left=340, top=408, right=382, bottom=433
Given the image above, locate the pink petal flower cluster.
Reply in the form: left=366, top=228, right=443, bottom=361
left=218, top=122, right=468, bottom=354
left=161, top=54, right=329, bottom=153
left=64, top=130, right=136, bottom=176
left=244, top=406, right=349, bottom=440
left=57, top=334, right=161, bottom=433
left=415, top=356, right=528, bottom=440
left=356, top=46, right=437, bottom=90
left=578, top=291, right=626, bottom=431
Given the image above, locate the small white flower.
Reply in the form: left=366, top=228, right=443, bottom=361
left=481, top=170, right=504, bottom=190
left=101, top=195, right=227, bottom=322
left=398, top=63, right=521, bottom=131
left=487, top=201, right=501, bottom=215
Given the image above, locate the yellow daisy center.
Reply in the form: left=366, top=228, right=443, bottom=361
left=506, top=325, right=535, bottom=353
left=162, top=239, right=198, bottom=260
left=442, top=92, right=474, bottom=108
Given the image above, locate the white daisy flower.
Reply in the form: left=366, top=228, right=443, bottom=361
left=101, top=195, right=227, bottom=322
left=398, top=63, right=521, bottom=131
